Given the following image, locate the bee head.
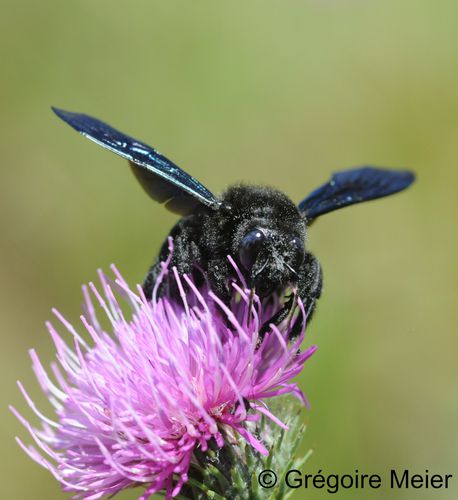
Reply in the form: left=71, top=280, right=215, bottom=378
left=220, top=184, right=307, bottom=297
left=237, top=227, right=305, bottom=296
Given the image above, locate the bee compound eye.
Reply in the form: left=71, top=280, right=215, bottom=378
left=239, top=229, right=265, bottom=272
left=291, top=236, right=305, bottom=268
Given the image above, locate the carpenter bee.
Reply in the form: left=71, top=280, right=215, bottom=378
left=52, top=108, right=415, bottom=333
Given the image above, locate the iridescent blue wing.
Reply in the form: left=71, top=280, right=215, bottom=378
left=52, top=108, right=222, bottom=215
left=298, top=167, right=415, bottom=222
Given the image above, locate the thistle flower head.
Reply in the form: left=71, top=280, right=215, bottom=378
left=11, top=242, right=316, bottom=499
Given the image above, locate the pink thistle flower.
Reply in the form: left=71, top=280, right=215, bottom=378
left=11, top=243, right=316, bottom=499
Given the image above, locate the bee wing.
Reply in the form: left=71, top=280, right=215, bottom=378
left=52, top=108, right=222, bottom=215
left=298, top=166, right=415, bottom=222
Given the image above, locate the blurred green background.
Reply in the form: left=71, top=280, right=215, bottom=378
left=2, top=0, right=457, bottom=498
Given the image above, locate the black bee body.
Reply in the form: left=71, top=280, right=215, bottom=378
left=52, top=108, right=414, bottom=334
left=144, top=185, right=322, bottom=322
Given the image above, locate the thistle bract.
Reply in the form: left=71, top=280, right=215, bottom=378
left=12, top=245, right=316, bottom=499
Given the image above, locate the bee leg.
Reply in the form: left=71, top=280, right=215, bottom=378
left=289, top=252, right=323, bottom=338
left=260, top=252, right=322, bottom=339
left=259, top=296, right=295, bottom=338
left=286, top=292, right=298, bottom=331
left=143, top=221, right=204, bottom=300
left=206, top=259, right=232, bottom=305
left=248, top=287, right=256, bottom=321
left=143, top=259, right=165, bottom=299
